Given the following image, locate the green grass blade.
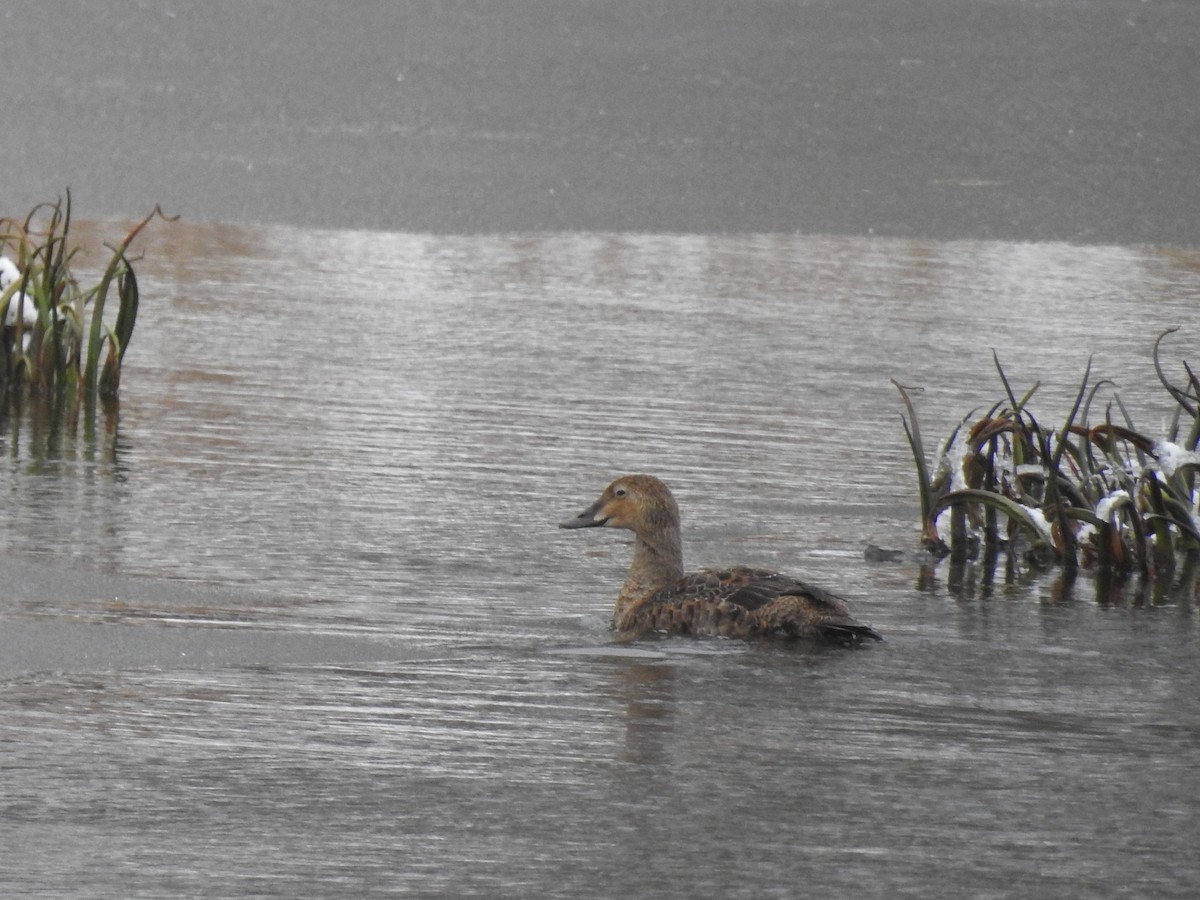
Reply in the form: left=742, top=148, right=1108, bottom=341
left=1152, top=327, right=1195, bottom=417
left=84, top=205, right=174, bottom=392
left=931, top=488, right=1056, bottom=555
left=893, top=379, right=937, bottom=538
left=113, top=261, right=138, bottom=361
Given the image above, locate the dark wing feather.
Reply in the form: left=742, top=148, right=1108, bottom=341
left=641, top=566, right=882, bottom=644
left=665, top=567, right=793, bottom=610
left=669, top=567, right=845, bottom=613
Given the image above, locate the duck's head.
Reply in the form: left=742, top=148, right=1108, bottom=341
left=559, top=474, right=680, bottom=535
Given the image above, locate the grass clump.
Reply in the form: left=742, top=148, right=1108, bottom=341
left=0, top=192, right=174, bottom=403
left=895, top=328, right=1200, bottom=594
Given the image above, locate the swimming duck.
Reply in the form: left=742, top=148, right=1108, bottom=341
left=560, top=474, right=882, bottom=646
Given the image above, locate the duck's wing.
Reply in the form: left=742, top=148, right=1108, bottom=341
left=610, top=568, right=761, bottom=637
left=669, top=567, right=835, bottom=611
left=664, top=567, right=883, bottom=645
left=656, top=567, right=785, bottom=610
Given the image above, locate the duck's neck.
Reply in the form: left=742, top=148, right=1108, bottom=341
left=615, top=526, right=684, bottom=622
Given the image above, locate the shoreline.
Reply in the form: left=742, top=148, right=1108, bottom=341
left=2, top=0, right=1196, bottom=246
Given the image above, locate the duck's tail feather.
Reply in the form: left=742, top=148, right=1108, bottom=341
left=819, top=621, right=884, bottom=646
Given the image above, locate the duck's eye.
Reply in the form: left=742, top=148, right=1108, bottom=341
left=613, top=486, right=627, bottom=497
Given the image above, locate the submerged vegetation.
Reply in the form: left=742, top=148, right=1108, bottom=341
left=0, top=193, right=174, bottom=409
left=896, top=328, right=1200, bottom=596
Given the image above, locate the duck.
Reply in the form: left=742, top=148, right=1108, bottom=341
left=560, top=474, right=882, bottom=646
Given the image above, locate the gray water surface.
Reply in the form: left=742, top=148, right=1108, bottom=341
left=2, top=226, right=1198, bottom=898
left=5, top=0, right=1198, bottom=244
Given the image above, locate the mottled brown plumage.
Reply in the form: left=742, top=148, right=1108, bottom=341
left=560, top=475, right=882, bottom=646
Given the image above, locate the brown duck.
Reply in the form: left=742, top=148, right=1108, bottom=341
left=560, top=474, right=882, bottom=646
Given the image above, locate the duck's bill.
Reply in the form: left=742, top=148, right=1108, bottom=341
left=559, top=501, right=606, bottom=529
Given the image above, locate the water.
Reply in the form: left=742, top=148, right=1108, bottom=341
left=2, top=225, right=1198, bottom=898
